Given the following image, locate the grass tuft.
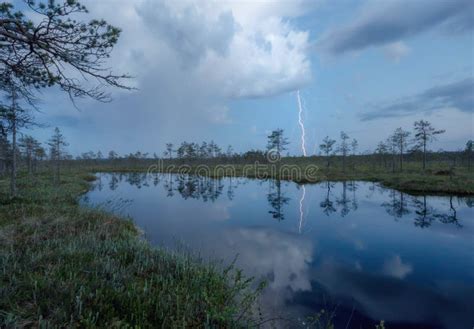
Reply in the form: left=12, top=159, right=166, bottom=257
left=0, top=172, right=262, bottom=327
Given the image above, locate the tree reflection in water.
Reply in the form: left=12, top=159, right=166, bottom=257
left=382, top=190, right=410, bottom=219
left=267, top=179, right=290, bottom=221
left=336, top=181, right=351, bottom=217
left=96, top=174, right=103, bottom=191
left=87, top=174, right=472, bottom=329
left=161, top=175, right=225, bottom=202
left=464, top=197, right=474, bottom=208
left=153, top=173, right=160, bottom=187
left=370, top=185, right=464, bottom=228
left=125, top=172, right=148, bottom=189
left=393, top=195, right=461, bottom=228
left=348, top=181, right=359, bottom=212
left=436, top=196, right=461, bottom=227
left=103, top=174, right=466, bottom=229
left=109, top=173, right=119, bottom=191
left=227, top=177, right=236, bottom=201
left=319, top=181, right=359, bottom=218
left=320, top=182, right=336, bottom=216
left=163, top=173, right=175, bottom=197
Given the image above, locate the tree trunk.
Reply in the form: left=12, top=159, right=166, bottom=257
left=392, top=152, right=396, bottom=173
left=27, top=152, right=32, bottom=176
left=423, top=139, right=426, bottom=170
left=400, top=143, right=403, bottom=172
left=55, top=141, right=60, bottom=184
left=10, top=118, right=17, bottom=198
left=55, top=159, right=60, bottom=184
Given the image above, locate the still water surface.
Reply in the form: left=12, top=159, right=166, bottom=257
left=83, top=173, right=474, bottom=329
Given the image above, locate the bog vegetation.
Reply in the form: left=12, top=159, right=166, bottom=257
left=0, top=1, right=262, bottom=327
left=0, top=172, right=264, bottom=327
left=0, top=0, right=472, bottom=327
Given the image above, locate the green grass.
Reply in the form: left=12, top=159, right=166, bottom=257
left=0, top=171, right=263, bottom=328
left=1, top=160, right=469, bottom=327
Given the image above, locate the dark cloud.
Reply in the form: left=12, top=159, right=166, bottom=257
left=137, top=1, right=235, bottom=67
left=33, top=0, right=312, bottom=156
left=360, top=78, right=474, bottom=121
left=319, top=0, right=474, bottom=55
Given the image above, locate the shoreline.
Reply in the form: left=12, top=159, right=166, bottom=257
left=1, top=168, right=462, bottom=327
left=0, top=171, right=261, bottom=327
left=81, top=164, right=474, bottom=196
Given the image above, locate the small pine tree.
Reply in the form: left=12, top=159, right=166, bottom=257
left=391, top=128, right=410, bottom=172
left=338, top=131, right=350, bottom=172
left=48, top=127, right=68, bottom=184
left=267, top=129, right=289, bottom=159
left=320, top=136, right=336, bottom=168
left=19, top=135, right=40, bottom=176
left=465, top=140, right=473, bottom=171
left=412, top=120, right=445, bottom=170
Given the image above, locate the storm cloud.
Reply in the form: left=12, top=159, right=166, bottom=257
left=34, top=0, right=313, bottom=155
left=318, top=0, right=473, bottom=55
left=360, top=78, right=474, bottom=121
left=122, top=0, right=313, bottom=99
left=23, top=0, right=472, bottom=155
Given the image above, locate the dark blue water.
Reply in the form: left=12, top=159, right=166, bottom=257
left=83, top=173, right=474, bottom=329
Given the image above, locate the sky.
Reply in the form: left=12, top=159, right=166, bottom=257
left=15, top=0, right=474, bottom=156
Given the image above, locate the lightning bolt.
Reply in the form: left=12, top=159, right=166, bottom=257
left=298, top=185, right=306, bottom=234
left=296, top=90, right=308, bottom=233
left=296, top=90, right=307, bottom=157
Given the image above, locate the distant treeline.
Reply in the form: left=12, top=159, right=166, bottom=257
left=0, top=120, right=473, bottom=199
left=62, top=120, right=474, bottom=173
left=64, top=149, right=472, bottom=173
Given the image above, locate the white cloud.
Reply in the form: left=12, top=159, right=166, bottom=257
left=36, top=0, right=314, bottom=154
left=383, top=255, right=413, bottom=279
left=84, top=0, right=312, bottom=99
left=135, top=0, right=312, bottom=98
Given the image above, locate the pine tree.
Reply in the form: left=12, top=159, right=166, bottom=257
left=0, top=0, right=130, bottom=101
left=391, top=128, right=410, bottom=172
left=1, top=86, right=36, bottom=197
left=412, top=120, right=445, bottom=170
left=267, top=129, right=289, bottom=159
left=165, top=143, right=174, bottom=160
left=465, top=140, right=473, bottom=171
left=48, top=128, right=68, bottom=184
left=320, top=136, right=336, bottom=168
left=338, top=131, right=350, bottom=172
left=19, top=135, right=40, bottom=176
